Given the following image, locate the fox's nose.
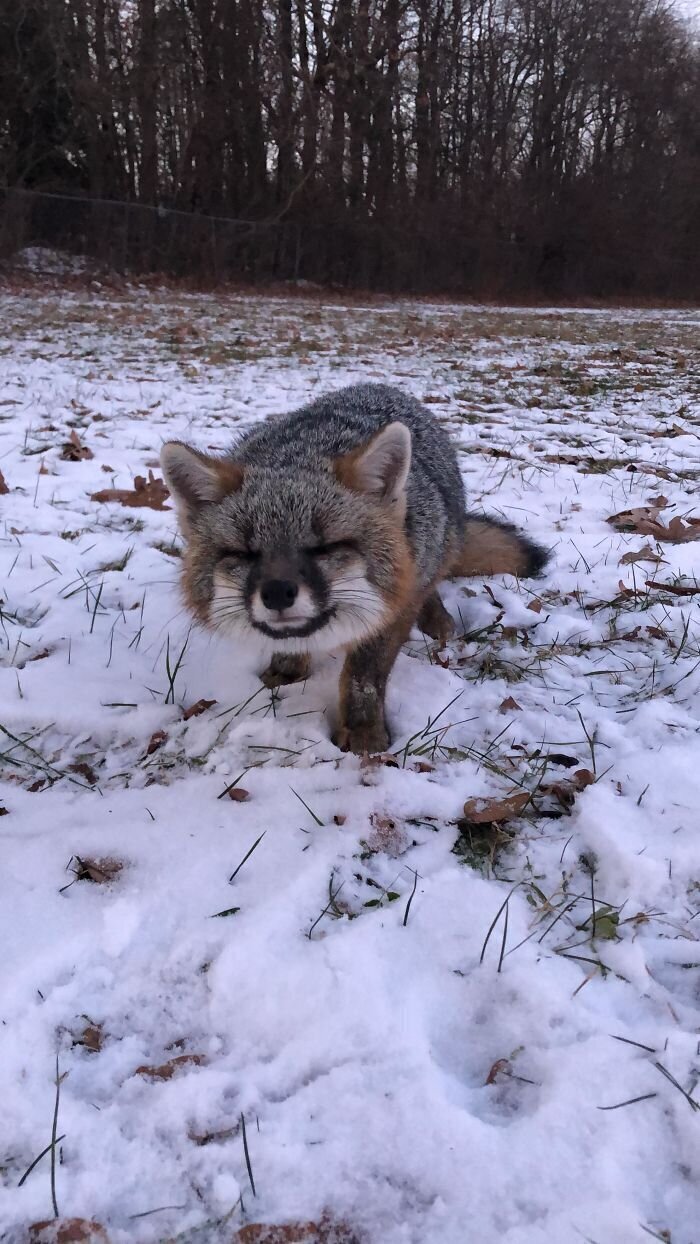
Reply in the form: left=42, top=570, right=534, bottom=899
left=260, top=579, right=298, bottom=612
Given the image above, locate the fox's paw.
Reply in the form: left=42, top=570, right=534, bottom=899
left=333, top=720, right=390, bottom=756
left=417, top=591, right=455, bottom=645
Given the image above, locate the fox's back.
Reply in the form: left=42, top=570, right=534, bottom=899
left=236, top=384, right=466, bottom=584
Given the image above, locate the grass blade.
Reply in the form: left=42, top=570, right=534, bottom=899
left=228, top=832, right=266, bottom=883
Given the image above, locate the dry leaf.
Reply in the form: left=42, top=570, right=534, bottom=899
left=649, top=423, right=686, bottom=439
left=91, top=471, right=170, bottom=510
left=70, top=856, right=123, bottom=885
left=69, top=761, right=98, bottom=785
left=146, top=729, right=168, bottom=755
left=412, top=760, right=435, bottom=773
left=360, top=752, right=399, bottom=770
left=666, top=516, right=700, bottom=542
left=28, top=1220, right=109, bottom=1243
left=0, top=468, right=8, bottom=495
left=526, top=599, right=543, bottom=613
left=499, top=696, right=522, bottom=713
left=183, top=698, right=217, bottom=720
left=333, top=814, right=347, bottom=826
left=78, top=1023, right=103, bottom=1053
left=233, top=1219, right=360, bottom=1244
left=462, top=791, right=530, bottom=824
left=609, top=503, right=699, bottom=544
left=0, top=805, right=8, bottom=816
left=574, top=769, right=595, bottom=789
left=60, top=430, right=94, bottom=461
left=189, top=1123, right=239, bottom=1146
left=485, top=1058, right=510, bottom=1085
left=539, top=768, right=595, bottom=814
left=619, top=544, right=663, bottom=566
left=645, top=579, right=700, bottom=597
left=227, top=787, right=250, bottom=802
left=135, top=1053, right=205, bottom=1080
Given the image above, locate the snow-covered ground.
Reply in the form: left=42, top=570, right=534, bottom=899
left=1, top=285, right=699, bottom=1244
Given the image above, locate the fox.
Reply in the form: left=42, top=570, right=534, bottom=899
left=160, top=383, right=547, bottom=755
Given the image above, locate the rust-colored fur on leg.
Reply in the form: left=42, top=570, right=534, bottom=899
left=333, top=611, right=414, bottom=754
left=451, top=518, right=547, bottom=578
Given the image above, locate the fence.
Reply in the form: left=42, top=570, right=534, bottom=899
left=1, top=184, right=683, bottom=298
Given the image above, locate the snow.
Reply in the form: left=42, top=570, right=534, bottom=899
left=1, top=286, right=699, bottom=1244
left=10, top=247, right=90, bottom=277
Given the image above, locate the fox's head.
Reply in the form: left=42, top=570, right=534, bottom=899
left=160, top=423, right=415, bottom=652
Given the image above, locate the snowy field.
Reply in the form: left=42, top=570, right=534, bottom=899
left=1, top=282, right=699, bottom=1244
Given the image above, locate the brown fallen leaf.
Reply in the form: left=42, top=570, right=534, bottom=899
left=0, top=805, right=8, bottom=816
left=649, top=423, right=686, bottom=439
left=462, top=791, right=530, bottom=824
left=146, top=729, right=168, bottom=755
left=91, top=470, right=170, bottom=510
left=573, top=769, right=595, bottom=789
left=183, top=698, right=217, bottom=720
left=539, top=768, right=595, bottom=814
left=608, top=506, right=700, bottom=544
left=619, top=543, right=664, bottom=566
left=0, top=468, right=8, bottom=494
left=189, top=1122, right=240, bottom=1146
left=485, top=1058, right=510, bottom=1085
left=645, top=579, right=700, bottom=597
left=227, top=787, right=250, bottom=802
left=69, top=761, right=98, bottom=785
left=667, top=516, right=700, bottom=542
left=360, top=752, right=399, bottom=770
left=28, top=1220, right=109, bottom=1243
left=526, top=598, right=543, bottom=613
left=69, top=856, right=123, bottom=885
left=333, top=814, right=347, bottom=826
left=499, top=696, right=522, bottom=713
left=73, top=1021, right=104, bottom=1053
left=135, top=1052, right=205, bottom=1080
left=233, top=1218, right=360, bottom=1244
left=60, top=429, right=94, bottom=461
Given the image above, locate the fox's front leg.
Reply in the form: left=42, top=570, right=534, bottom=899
left=261, top=652, right=310, bottom=688
left=334, top=615, right=413, bottom=755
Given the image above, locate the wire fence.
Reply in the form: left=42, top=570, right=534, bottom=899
left=0, top=187, right=290, bottom=283
left=0, top=185, right=537, bottom=293
left=2, top=184, right=686, bottom=297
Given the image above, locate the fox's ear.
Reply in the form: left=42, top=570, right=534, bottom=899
left=160, top=442, right=243, bottom=511
left=335, top=422, right=411, bottom=503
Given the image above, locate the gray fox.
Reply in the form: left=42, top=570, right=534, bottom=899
left=161, top=383, right=547, bottom=754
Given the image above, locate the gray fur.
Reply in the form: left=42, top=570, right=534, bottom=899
left=162, top=383, right=548, bottom=753
left=232, top=383, right=466, bottom=588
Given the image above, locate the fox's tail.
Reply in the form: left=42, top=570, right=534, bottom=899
left=450, top=515, right=548, bottom=579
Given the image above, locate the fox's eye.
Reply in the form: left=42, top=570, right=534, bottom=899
left=219, top=548, right=258, bottom=562
left=307, top=540, right=357, bottom=557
